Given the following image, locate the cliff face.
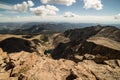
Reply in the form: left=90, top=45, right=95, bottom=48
left=52, top=26, right=120, bottom=63
left=52, top=40, right=120, bottom=61
left=63, top=26, right=120, bottom=42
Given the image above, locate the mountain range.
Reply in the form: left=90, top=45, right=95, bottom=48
left=0, top=22, right=120, bottom=34
left=0, top=24, right=120, bottom=80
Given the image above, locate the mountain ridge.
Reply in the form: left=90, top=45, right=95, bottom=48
left=52, top=25, right=120, bottom=63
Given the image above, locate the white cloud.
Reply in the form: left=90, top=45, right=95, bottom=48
left=0, top=14, right=3, bottom=16
left=16, top=16, right=20, bottom=18
left=114, top=13, right=120, bottom=19
left=13, top=1, right=34, bottom=12
left=64, top=12, right=78, bottom=17
left=3, top=10, right=18, bottom=14
left=30, top=5, right=59, bottom=16
left=28, top=1, right=34, bottom=7
left=0, top=15, right=119, bottom=24
left=83, top=0, right=103, bottom=10
left=40, top=0, right=76, bottom=6
left=0, top=3, right=12, bottom=10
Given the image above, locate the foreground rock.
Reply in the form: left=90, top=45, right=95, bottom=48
left=0, top=48, right=15, bottom=80
left=0, top=48, right=120, bottom=80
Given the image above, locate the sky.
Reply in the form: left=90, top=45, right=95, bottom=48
left=0, top=0, right=120, bottom=24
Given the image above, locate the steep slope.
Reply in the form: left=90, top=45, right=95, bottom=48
left=88, top=26, right=120, bottom=50
left=52, top=26, right=120, bottom=63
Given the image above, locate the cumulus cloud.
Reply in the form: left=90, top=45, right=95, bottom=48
left=83, top=0, right=103, bottom=10
left=114, top=14, right=120, bottom=19
left=30, top=5, right=59, bottom=16
left=13, top=1, right=34, bottom=12
left=28, top=1, right=34, bottom=7
left=64, top=12, right=78, bottom=17
left=40, top=0, right=76, bottom=6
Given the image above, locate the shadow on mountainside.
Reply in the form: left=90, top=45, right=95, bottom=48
left=52, top=40, right=120, bottom=63
left=51, top=26, right=120, bottom=63
left=0, top=37, right=34, bottom=53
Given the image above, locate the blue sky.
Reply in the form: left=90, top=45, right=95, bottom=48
left=0, top=0, right=120, bottom=23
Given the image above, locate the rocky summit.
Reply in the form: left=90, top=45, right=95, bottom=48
left=0, top=26, right=120, bottom=80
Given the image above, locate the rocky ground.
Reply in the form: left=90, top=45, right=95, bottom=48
left=0, top=25, right=120, bottom=80
left=0, top=48, right=120, bottom=80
